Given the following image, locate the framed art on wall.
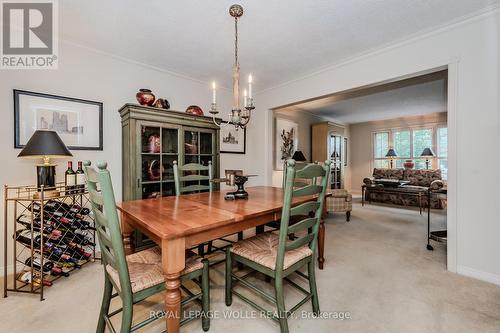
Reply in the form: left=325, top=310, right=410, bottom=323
left=14, top=90, right=103, bottom=150
left=274, top=117, right=298, bottom=170
left=220, top=126, right=246, bottom=154
left=344, top=137, right=348, bottom=166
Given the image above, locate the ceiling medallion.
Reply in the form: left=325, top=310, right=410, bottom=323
left=209, top=4, right=254, bottom=129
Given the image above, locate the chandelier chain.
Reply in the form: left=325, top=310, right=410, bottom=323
left=234, top=17, right=238, bottom=65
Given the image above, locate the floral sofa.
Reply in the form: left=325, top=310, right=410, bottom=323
left=363, top=168, right=445, bottom=209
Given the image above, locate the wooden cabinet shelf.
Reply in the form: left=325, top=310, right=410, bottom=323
left=119, top=104, right=221, bottom=249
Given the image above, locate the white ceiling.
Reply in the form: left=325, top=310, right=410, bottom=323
left=60, top=0, right=498, bottom=90
left=294, top=79, right=447, bottom=124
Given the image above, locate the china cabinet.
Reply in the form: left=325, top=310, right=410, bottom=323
left=119, top=104, right=220, bottom=249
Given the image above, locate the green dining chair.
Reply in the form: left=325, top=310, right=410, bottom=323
left=225, top=159, right=331, bottom=333
left=83, top=161, right=210, bottom=333
left=173, top=160, right=243, bottom=257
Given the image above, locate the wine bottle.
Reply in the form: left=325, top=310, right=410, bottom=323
left=45, top=200, right=90, bottom=216
left=25, top=255, right=68, bottom=277
left=43, top=245, right=82, bottom=268
left=58, top=230, right=95, bottom=246
left=17, top=271, right=52, bottom=287
left=16, top=229, right=44, bottom=248
left=56, top=242, right=92, bottom=260
left=65, top=161, right=76, bottom=195
left=76, top=161, right=86, bottom=194
left=16, top=215, right=62, bottom=239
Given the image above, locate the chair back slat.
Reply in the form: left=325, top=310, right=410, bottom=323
left=286, top=217, right=317, bottom=235
left=292, top=184, right=323, bottom=197
left=88, top=188, right=104, bottom=206
left=180, top=174, right=211, bottom=182
left=93, top=207, right=109, bottom=228
left=285, top=233, right=315, bottom=252
left=295, top=163, right=325, bottom=179
left=290, top=201, right=319, bottom=216
left=182, top=163, right=210, bottom=171
left=182, top=184, right=211, bottom=193
left=97, top=226, right=113, bottom=249
left=83, top=161, right=133, bottom=297
left=275, top=159, right=331, bottom=274
left=173, top=160, right=213, bottom=196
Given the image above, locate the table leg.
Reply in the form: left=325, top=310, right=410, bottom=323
left=362, top=186, right=365, bottom=206
left=161, top=238, right=185, bottom=333
left=419, top=193, right=422, bottom=215
left=318, top=204, right=326, bottom=270
left=121, top=213, right=135, bottom=255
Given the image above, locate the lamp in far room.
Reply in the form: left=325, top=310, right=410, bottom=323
left=292, top=150, right=307, bottom=162
left=385, top=148, right=398, bottom=169
left=17, top=130, right=73, bottom=199
left=420, top=147, right=435, bottom=169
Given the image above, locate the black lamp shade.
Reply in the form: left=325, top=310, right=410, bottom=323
left=18, top=130, right=72, bottom=158
left=385, top=148, right=397, bottom=158
left=330, top=151, right=340, bottom=159
left=292, top=150, right=307, bottom=162
left=420, top=147, right=435, bottom=157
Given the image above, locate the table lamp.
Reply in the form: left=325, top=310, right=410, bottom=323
left=17, top=130, right=73, bottom=198
left=385, top=148, right=397, bottom=168
left=292, top=150, right=307, bottom=162
left=420, top=147, right=435, bottom=169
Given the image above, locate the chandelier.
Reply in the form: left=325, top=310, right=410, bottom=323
left=209, top=4, right=254, bottom=129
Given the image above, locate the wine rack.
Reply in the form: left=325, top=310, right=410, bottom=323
left=3, top=183, right=98, bottom=301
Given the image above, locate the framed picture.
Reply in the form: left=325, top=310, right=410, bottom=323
left=344, top=137, right=348, bottom=166
left=275, top=117, right=298, bottom=170
left=14, top=90, right=103, bottom=150
left=220, top=126, right=246, bottom=154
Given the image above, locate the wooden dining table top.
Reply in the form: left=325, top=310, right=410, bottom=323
left=116, top=186, right=323, bottom=240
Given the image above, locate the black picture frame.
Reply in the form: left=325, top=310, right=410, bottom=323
left=14, top=89, right=103, bottom=150
left=344, top=137, right=348, bottom=166
left=220, top=126, right=246, bottom=154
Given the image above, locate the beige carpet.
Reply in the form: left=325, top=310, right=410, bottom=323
left=2, top=200, right=500, bottom=333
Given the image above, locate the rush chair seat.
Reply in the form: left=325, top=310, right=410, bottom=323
left=225, top=159, right=331, bottom=333
left=83, top=161, right=210, bottom=333
left=173, top=160, right=243, bottom=258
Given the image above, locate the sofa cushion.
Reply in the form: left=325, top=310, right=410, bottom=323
left=405, top=169, right=442, bottom=187
left=372, top=168, right=404, bottom=180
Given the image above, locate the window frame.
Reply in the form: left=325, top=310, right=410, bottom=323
left=371, top=123, right=447, bottom=176
left=372, top=131, right=390, bottom=169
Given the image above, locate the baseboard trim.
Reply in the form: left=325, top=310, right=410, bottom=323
left=457, top=265, right=500, bottom=286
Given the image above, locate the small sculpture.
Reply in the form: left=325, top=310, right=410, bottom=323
left=153, top=98, right=170, bottom=109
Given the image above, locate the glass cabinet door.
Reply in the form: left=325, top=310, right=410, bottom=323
left=140, top=124, right=179, bottom=199
left=183, top=128, right=216, bottom=187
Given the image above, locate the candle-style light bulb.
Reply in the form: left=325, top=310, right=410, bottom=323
left=243, top=89, right=248, bottom=107
left=212, top=81, right=217, bottom=104
left=248, top=74, right=253, bottom=99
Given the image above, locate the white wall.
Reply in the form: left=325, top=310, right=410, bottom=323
left=350, top=112, right=447, bottom=194
left=256, top=9, right=500, bottom=283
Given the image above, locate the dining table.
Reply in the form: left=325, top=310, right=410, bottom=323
left=116, top=186, right=329, bottom=333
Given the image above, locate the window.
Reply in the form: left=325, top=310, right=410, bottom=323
left=412, top=128, right=433, bottom=169
left=437, top=127, right=448, bottom=180
left=393, top=130, right=410, bottom=168
left=373, top=132, right=389, bottom=168
left=372, top=125, right=447, bottom=179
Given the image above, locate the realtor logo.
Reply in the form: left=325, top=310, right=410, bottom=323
left=1, top=0, right=58, bottom=69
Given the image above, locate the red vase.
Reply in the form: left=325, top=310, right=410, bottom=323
left=136, top=89, right=155, bottom=106
left=185, top=105, right=204, bottom=116
left=403, top=160, right=415, bottom=169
